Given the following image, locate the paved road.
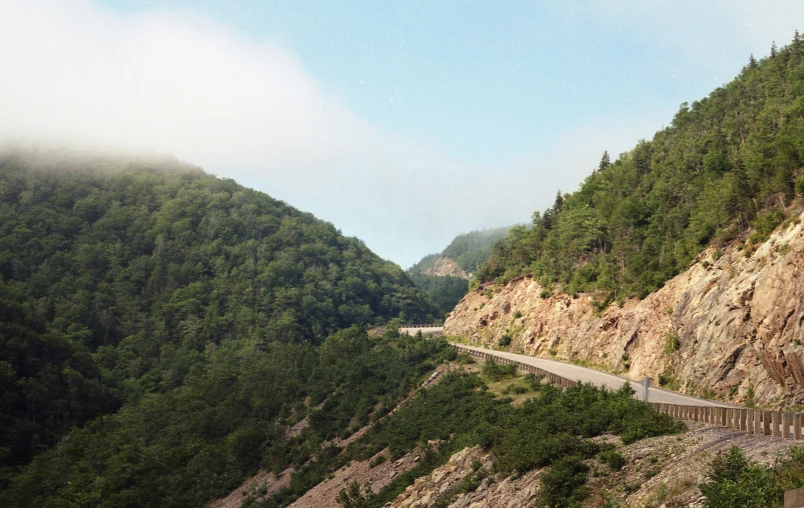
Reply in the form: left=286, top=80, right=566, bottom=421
left=453, top=343, right=733, bottom=408
left=400, top=326, right=443, bottom=337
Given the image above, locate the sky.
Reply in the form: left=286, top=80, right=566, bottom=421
left=1, top=1, right=803, bottom=268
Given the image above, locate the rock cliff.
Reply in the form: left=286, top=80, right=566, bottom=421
left=422, top=257, right=471, bottom=279
left=444, top=213, right=804, bottom=408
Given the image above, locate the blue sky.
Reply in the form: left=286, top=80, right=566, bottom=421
left=2, top=1, right=803, bottom=267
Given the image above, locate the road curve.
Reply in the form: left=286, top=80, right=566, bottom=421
left=400, top=326, right=444, bottom=336
left=453, top=343, right=733, bottom=408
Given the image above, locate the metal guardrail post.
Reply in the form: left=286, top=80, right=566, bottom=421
left=773, top=412, right=782, bottom=438
left=784, top=412, right=791, bottom=439
left=796, top=413, right=803, bottom=440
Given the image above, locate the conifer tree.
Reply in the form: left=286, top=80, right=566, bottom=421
left=598, top=151, right=611, bottom=172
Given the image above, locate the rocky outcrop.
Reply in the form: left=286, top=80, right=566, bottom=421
left=423, top=257, right=471, bottom=280
left=289, top=450, right=422, bottom=508
left=388, top=446, right=542, bottom=508
left=387, top=425, right=801, bottom=507
left=445, top=213, right=804, bottom=408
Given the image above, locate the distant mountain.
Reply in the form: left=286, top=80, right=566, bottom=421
left=407, top=227, right=510, bottom=316
left=409, top=227, right=510, bottom=278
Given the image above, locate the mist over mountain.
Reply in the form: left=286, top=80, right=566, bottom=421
left=4, top=18, right=804, bottom=508
left=0, top=147, right=439, bottom=487
left=406, top=228, right=510, bottom=317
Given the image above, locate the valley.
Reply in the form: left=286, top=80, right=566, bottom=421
left=3, top=16, right=804, bottom=508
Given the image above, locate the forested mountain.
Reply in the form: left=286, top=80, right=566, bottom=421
left=478, top=36, right=804, bottom=300
left=408, top=228, right=509, bottom=316
left=409, top=227, right=509, bottom=276
left=0, top=147, right=439, bottom=497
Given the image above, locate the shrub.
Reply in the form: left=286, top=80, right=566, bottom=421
left=369, top=454, right=387, bottom=468
left=599, top=449, right=626, bottom=471
left=749, top=209, right=784, bottom=244
left=498, top=334, right=512, bottom=347
left=796, top=172, right=804, bottom=196
left=513, top=311, right=522, bottom=319
left=664, top=332, right=681, bottom=355
left=502, top=384, right=528, bottom=395
left=482, top=358, right=517, bottom=381
left=524, top=373, right=544, bottom=391
left=699, top=447, right=782, bottom=507
left=539, top=455, right=590, bottom=507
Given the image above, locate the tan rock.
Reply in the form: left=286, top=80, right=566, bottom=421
left=445, top=212, right=804, bottom=408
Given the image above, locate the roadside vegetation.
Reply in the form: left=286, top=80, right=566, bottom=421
left=314, top=358, right=683, bottom=508
left=700, top=446, right=804, bottom=507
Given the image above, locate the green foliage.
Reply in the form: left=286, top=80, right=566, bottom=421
left=2, top=333, right=455, bottom=507
left=440, top=228, right=511, bottom=273
left=658, top=368, right=680, bottom=390
left=336, top=481, right=373, bottom=508
left=539, top=455, right=590, bottom=507
left=407, top=272, right=469, bottom=316
left=664, top=332, right=681, bottom=355
left=482, top=357, right=517, bottom=381
left=406, top=229, right=510, bottom=312
left=524, top=372, right=545, bottom=391
left=493, top=383, right=683, bottom=476
left=0, top=148, right=442, bottom=504
left=599, top=449, right=626, bottom=471
left=497, top=333, right=512, bottom=347
left=699, top=446, right=804, bottom=507
left=260, top=372, right=682, bottom=508
left=0, top=283, right=119, bottom=477
left=477, top=40, right=804, bottom=299
left=368, top=454, right=387, bottom=468
left=502, top=383, right=528, bottom=395
left=749, top=209, right=784, bottom=244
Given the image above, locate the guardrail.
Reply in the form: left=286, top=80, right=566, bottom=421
left=452, top=344, right=804, bottom=440
left=452, top=344, right=578, bottom=389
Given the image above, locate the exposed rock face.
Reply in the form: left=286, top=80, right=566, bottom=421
left=445, top=214, right=804, bottom=408
left=388, top=446, right=542, bottom=508
left=289, top=450, right=421, bottom=508
left=389, top=426, right=801, bottom=508
left=423, top=257, right=471, bottom=280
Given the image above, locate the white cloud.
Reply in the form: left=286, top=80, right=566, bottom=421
left=2, top=0, right=800, bottom=268
left=0, top=0, right=386, bottom=171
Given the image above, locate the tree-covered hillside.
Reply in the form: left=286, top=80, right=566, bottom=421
left=478, top=36, right=804, bottom=299
left=409, top=227, right=510, bottom=275
left=0, top=147, right=439, bottom=484
left=408, top=228, right=509, bottom=316
left=407, top=272, right=469, bottom=318
left=441, top=227, right=510, bottom=273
